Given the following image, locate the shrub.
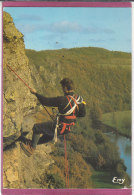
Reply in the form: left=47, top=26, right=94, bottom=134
left=45, top=173, right=65, bottom=189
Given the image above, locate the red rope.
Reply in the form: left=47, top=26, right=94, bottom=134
left=7, top=64, right=70, bottom=186
left=7, top=64, right=54, bottom=121
left=7, top=64, right=33, bottom=90
left=64, top=134, right=69, bottom=188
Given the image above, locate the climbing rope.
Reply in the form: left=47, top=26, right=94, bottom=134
left=64, top=134, right=69, bottom=188
left=7, top=64, right=33, bottom=90
left=7, top=64, right=70, bottom=187
left=7, top=64, right=54, bottom=121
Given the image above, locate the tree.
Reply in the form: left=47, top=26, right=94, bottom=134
left=90, top=103, right=102, bottom=129
left=97, top=154, right=106, bottom=170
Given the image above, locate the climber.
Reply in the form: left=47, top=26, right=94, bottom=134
left=20, top=78, right=86, bottom=157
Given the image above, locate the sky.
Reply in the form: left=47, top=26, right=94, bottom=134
left=4, top=7, right=132, bottom=52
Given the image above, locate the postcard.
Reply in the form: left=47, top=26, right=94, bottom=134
left=1, top=1, right=133, bottom=195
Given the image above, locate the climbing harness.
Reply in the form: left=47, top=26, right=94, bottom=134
left=62, top=95, right=82, bottom=115
left=53, top=95, right=83, bottom=188
left=7, top=64, right=54, bottom=121
left=53, top=116, right=59, bottom=143
left=7, top=64, right=83, bottom=188
left=59, top=95, right=82, bottom=133
left=54, top=94, right=82, bottom=142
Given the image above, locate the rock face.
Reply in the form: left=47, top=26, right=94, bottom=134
left=3, top=143, right=53, bottom=189
left=3, top=11, right=53, bottom=189
left=3, top=11, right=37, bottom=148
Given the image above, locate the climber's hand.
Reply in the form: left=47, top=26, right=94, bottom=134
left=30, top=88, right=37, bottom=94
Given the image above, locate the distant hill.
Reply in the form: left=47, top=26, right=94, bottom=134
left=26, top=47, right=131, bottom=113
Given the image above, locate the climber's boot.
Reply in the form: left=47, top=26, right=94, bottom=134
left=20, top=141, right=35, bottom=157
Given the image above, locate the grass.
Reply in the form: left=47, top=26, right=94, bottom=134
left=91, top=171, right=123, bottom=189
left=101, top=111, right=131, bottom=137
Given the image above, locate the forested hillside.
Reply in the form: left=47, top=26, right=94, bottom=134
left=26, top=47, right=131, bottom=188
left=26, top=48, right=131, bottom=113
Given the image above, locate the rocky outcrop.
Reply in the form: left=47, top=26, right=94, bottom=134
left=3, top=143, right=53, bottom=189
left=3, top=11, right=53, bottom=189
left=3, top=11, right=37, bottom=148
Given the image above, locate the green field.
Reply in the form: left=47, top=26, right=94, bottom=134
left=91, top=171, right=123, bottom=189
left=101, top=111, right=131, bottom=137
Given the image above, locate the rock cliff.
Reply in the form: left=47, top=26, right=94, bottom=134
left=3, top=11, right=53, bottom=189
left=3, top=11, right=37, bottom=148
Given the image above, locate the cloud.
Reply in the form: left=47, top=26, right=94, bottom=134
left=46, top=21, right=82, bottom=33
left=17, top=20, right=115, bottom=36
left=18, top=14, right=43, bottom=21
left=85, top=25, right=114, bottom=34
left=89, top=38, right=105, bottom=43
left=44, top=21, right=114, bottom=35
left=89, top=37, right=116, bottom=43
left=42, top=33, right=67, bottom=41
left=102, top=28, right=115, bottom=34
left=17, top=21, right=82, bottom=34
left=17, top=24, right=39, bottom=34
left=47, top=21, right=115, bottom=35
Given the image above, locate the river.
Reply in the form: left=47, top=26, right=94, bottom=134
left=106, top=132, right=131, bottom=177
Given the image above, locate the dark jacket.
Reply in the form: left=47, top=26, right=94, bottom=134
left=35, top=91, right=86, bottom=123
